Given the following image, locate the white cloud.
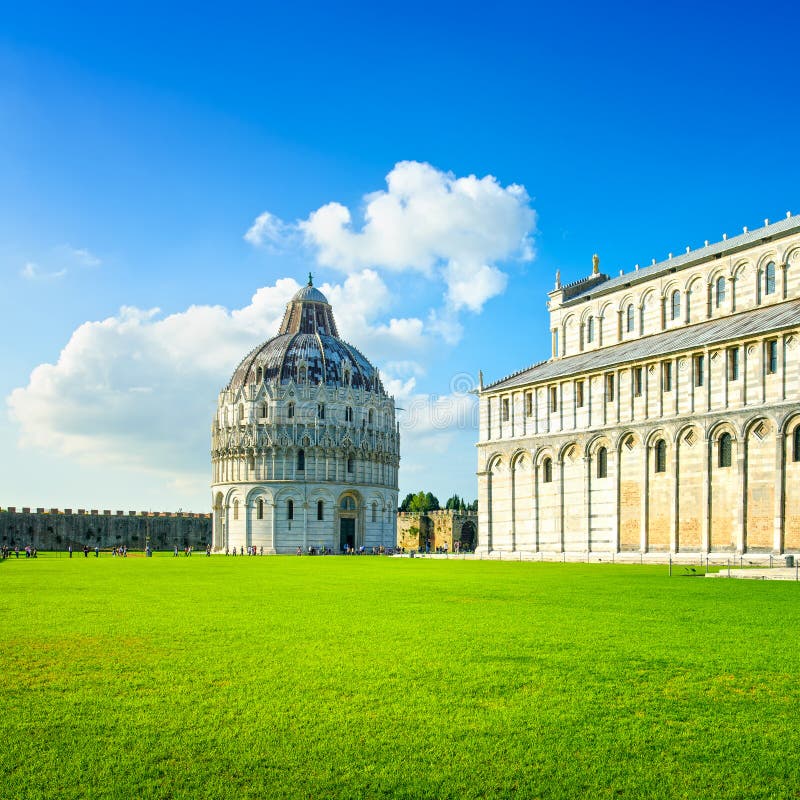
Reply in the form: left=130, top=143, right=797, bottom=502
left=61, top=245, right=101, bottom=267
left=243, top=211, right=294, bottom=249
left=6, top=274, right=453, bottom=491
left=245, top=160, right=536, bottom=312
left=20, top=245, right=101, bottom=281
left=20, top=262, right=67, bottom=280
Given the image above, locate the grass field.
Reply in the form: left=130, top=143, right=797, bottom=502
left=2, top=555, right=799, bottom=799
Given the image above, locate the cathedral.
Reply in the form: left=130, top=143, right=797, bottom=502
left=211, top=276, right=400, bottom=553
left=477, top=214, right=800, bottom=556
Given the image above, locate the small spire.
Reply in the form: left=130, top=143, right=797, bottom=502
left=592, top=253, right=599, bottom=275
left=307, top=272, right=313, bottom=286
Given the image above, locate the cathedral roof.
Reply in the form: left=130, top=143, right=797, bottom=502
left=226, top=276, right=386, bottom=395
left=485, top=297, right=800, bottom=392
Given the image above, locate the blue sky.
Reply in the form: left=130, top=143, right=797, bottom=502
left=2, top=1, right=798, bottom=510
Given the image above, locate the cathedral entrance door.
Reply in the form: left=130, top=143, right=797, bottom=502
left=340, top=518, right=355, bottom=552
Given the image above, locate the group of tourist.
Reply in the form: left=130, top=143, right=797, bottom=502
left=224, top=545, right=263, bottom=556
left=1, top=544, right=32, bottom=559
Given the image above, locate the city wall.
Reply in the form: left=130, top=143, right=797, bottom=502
left=0, top=507, right=212, bottom=551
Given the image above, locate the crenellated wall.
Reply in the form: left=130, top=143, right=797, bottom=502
left=0, top=508, right=211, bottom=551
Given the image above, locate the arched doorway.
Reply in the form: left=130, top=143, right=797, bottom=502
left=460, top=521, right=476, bottom=551
left=338, top=494, right=358, bottom=552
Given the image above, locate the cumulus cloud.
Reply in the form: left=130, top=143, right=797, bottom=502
left=243, top=211, right=295, bottom=249
left=245, top=160, right=536, bottom=312
left=6, top=274, right=446, bottom=489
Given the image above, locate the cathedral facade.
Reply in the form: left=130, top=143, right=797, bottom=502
left=211, top=278, right=399, bottom=553
left=477, top=214, right=800, bottom=555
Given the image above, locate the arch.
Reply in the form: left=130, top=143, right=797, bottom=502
left=542, top=456, right=553, bottom=483
left=459, top=520, right=477, bottom=550
left=557, top=440, right=580, bottom=464
left=683, top=272, right=704, bottom=293
left=317, top=499, right=324, bottom=520
left=340, top=495, right=357, bottom=511
left=626, top=304, right=635, bottom=333
left=617, top=293, right=635, bottom=313
left=614, top=430, right=639, bottom=453
left=287, top=499, right=294, bottom=520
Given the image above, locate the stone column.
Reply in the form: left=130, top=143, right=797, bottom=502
left=268, top=500, right=277, bottom=554
left=671, top=438, right=679, bottom=553
left=736, top=437, right=747, bottom=553
left=641, top=442, right=649, bottom=553
left=584, top=455, right=592, bottom=552
left=701, top=435, right=711, bottom=553
left=532, top=461, right=540, bottom=552
left=775, top=432, right=785, bottom=553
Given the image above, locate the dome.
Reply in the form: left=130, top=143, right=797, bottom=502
left=227, top=275, right=385, bottom=395
left=291, top=283, right=329, bottom=304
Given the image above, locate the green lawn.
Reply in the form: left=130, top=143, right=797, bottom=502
left=2, top=555, right=799, bottom=799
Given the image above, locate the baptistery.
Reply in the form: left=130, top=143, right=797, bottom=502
left=211, top=275, right=400, bottom=553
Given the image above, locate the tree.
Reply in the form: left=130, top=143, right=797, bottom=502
left=399, top=493, right=415, bottom=512
left=425, top=492, right=440, bottom=511
left=408, top=491, right=430, bottom=513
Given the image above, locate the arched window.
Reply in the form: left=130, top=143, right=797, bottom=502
left=287, top=499, right=294, bottom=520
left=317, top=500, right=324, bottom=520
left=794, top=427, right=800, bottom=462
left=372, top=502, right=377, bottom=523
left=317, top=403, right=325, bottom=419
left=340, top=496, right=356, bottom=511
left=715, top=276, right=726, bottom=307
left=655, top=439, right=667, bottom=473
left=368, top=409, right=374, bottom=425
left=257, top=498, right=264, bottom=520
left=233, top=499, right=239, bottom=521
left=765, top=261, right=776, bottom=295
left=587, top=316, right=594, bottom=343
left=259, top=402, right=267, bottom=418
left=297, top=449, right=305, bottom=471
left=238, top=404, right=245, bottom=423
left=626, top=304, right=635, bottom=333
left=347, top=456, right=354, bottom=474
left=542, top=457, right=552, bottom=483
left=345, top=406, right=353, bottom=422
left=597, top=447, right=608, bottom=479
left=671, top=290, right=681, bottom=320
left=719, top=433, right=733, bottom=468
left=288, top=402, right=295, bottom=419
